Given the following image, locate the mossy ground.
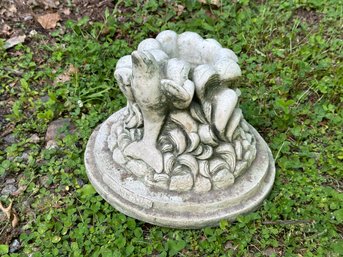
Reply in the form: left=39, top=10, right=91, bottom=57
left=0, top=1, right=342, bottom=256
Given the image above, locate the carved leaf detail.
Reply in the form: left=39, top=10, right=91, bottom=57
left=177, top=154, right=199, bottom=178
left=163, top=153, right=175, bottom=174
left=196, top=145, right=213, bottom=160
left=186, top=132, right=200, bottom=153
left=167, top=128, right=187, bottom=155
left=199, top=160, right=210, bottom=178
left=216, top=143, right=236, bottom=172
left=190, top=102, right=207, bottom=124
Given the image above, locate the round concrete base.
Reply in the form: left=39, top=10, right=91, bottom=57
left=85, top=109, right=275, bottom=228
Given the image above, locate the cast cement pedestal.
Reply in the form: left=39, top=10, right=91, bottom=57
left=85, top=109, right=275, bottom=228
left=85, top=30, right=275, bottom=228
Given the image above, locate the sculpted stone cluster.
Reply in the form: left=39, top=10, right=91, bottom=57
left=108, top=31, right=257, bottom=193
left=85, top=30, right=275, bottom=228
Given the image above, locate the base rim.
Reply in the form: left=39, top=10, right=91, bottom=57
left=85, top=110, right=275, bottom=229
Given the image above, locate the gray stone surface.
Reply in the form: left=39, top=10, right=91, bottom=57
left=28, top=134, right=40, bottom=143
left=4, top=133, right=17, bottom=144
left=1, top=184, right=17, bottom=196
left=85, top=30, right=275, bottom=228
left=45, top=118, right=74, bottom=142
left=5, top=178, right=15, bottom=184
left=9, top=239, right=21, bottom=253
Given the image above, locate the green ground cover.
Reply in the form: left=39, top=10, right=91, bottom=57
left=0, top=0, right=342, bottom=256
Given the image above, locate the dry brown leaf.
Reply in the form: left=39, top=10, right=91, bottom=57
left=0, top=201, right=20, bottom=228
left=37, top=13, right=61, bottom=29
left=68, top=64, right=78, bottom=75
left=1, top=4, right=17, bottom=17
left=62, top=8, right=71, bottom=16
left=0, top=201, right=12, bottom=219
left=198, top=0, right=221, bottom=6
left=54, top=64, right=79, bottom=84
left=8, top=4, right=17, bottom=13
left=12, top=213, right=19, bottom=228
left=176, top=4, right=184, bottom=16
left=1, top=24, right=12, bottom=36
left=55, top=73, right=70, bottom=83
left=224, top=241, right=237, bottom=250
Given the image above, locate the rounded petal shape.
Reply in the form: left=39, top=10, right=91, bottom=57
left=177, top=32, right=204, bottom=65
left=212, top=89, right=238, bottom=139
left=137, top=38, right=162, bottom=51
left=216, top=142, right=235, bottom=154
left=156, top=30, right=178, bottom=57
left=201, top=38, right=222, bottom=64
left=181, top=80, right=195, bottom=108
left=118, top=133, right=131, bottom=151
left=147, top=49, right=169, bottom=64
left=159, top=135, right=174, bottom=153
left=214, top=59, right=241, bottom=80
left=165, top=58, right=191, bottom=84
left=192, top=64, right=217, bottom=100
left=116, top=55, right=132, bottom=69
left=114, top=67, right=132, bottom=86
left=215, top=48, right=239, bottom=63
left=241, top=119, right=250, bottom=132
left=125, top=114, right=139, bottom=129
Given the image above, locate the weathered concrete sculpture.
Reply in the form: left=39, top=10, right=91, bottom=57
left=85, top=31, right=275, bottom=228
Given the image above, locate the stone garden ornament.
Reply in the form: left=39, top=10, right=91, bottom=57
left=85, top=31, right=275, bottom=228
